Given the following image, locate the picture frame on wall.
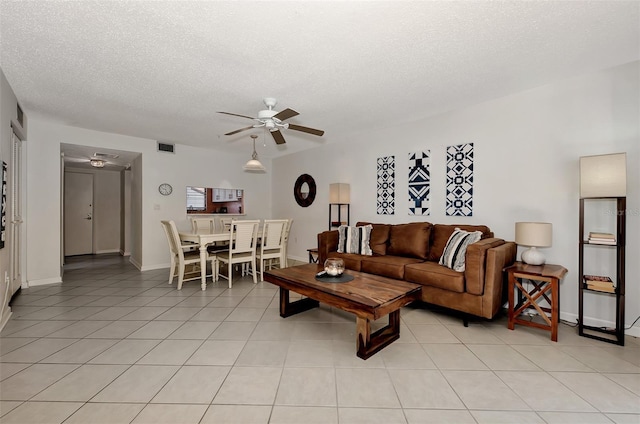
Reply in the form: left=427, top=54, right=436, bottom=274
left=0, top=161, right=7, bottom=249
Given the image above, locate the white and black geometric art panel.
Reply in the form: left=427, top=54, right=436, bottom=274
left=408, top=151, right=430, bottom=215
left=446, top=143, right=474, bottom=216
left=377, top=156, right=395, bottom=215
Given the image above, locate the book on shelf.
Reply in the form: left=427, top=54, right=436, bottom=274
left=587, top=284, right=616, bottom=293
left=588, top=238, right=616, bottom=245
left=588, top=232, right=615, bottom=239
left=583, top=274, right=613, bottom=283
left=586, top=281, right=614, bottom=290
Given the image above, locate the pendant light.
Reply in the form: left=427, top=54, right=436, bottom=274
left=243, top=134, right=266, bottom=172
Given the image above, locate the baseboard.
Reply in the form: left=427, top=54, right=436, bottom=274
left=119, top=249, right=131, bottom=257
left=559, top=311, right=640, bottom=338
left=289, top=255, right=308, bottom=264
left=129, top=256, right=143, bottom=270
left=138, top=262, right=170, bottom=272
left=0, top=307, right=12, bottom=333
left=26, top=276, right=63, bottom=288
left=96, top=249, right=120, bottom=254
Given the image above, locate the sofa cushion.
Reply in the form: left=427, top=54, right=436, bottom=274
left=405, top=262, right=465, bottom=293
left=387, top=222, right=432, bottom=259
left=337, top=225, right=373, bottom=255
left=360, top=255, right=424, bottom=280
left=429, top=224, right=493, bottom=262
left=439, top=228, right=482, bottom=272
left=326, top=252, right=364, bottom=272
left=356, top=222, right=391, bottom=255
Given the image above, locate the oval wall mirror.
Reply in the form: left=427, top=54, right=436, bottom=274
left=294, top=174, right=316, bottom=207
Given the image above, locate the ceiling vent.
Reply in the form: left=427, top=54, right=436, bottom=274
left=94, top=152, right=119, bottom=159
left=157, top=142, right=175, bottom=153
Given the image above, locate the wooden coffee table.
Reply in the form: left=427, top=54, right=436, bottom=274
left=264, top=264, right=421, bottom=359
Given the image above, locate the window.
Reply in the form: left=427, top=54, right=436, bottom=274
left=186, top=187, right=206, bottom=211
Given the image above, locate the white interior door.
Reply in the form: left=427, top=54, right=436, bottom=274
left=64, top=172, right=94, bottom=256
left=10, top=132, right=23, bottom=293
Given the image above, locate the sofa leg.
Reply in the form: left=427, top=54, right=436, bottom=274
left=463, top=317, right=469, bottom=327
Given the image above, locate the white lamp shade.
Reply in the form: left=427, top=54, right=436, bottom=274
left=515, top=222, right=552, bottom=247
left=329, top=183, right=350, bottom=203
left=580, top=153, right=626, bottom=198
left=243, top=159, right=265, bottom=171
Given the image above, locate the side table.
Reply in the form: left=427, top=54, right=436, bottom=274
left=307, top=248, right=319, bottom=264
left=504, top=262, right=568, bottom=342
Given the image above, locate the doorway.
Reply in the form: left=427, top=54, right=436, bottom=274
left=10, top=131, right=24, bottom=293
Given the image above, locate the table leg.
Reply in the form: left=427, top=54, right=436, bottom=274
left=356, top=310, right=401, bottom=360
left=508, top=272, right=515, bottom=331
left=199, top=245, right=207, bottom=291
left=551, top=278, right=559, bottom=342
left=279, top=288, right=319, bottom=317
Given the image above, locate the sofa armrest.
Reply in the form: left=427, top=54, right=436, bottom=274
left=318, top=230, right=339, bottom=264
left=465, top=238, right=508, bottom=295
left=481, top=241, right=517, bottom=318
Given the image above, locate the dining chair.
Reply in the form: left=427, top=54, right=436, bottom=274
left=219, top=217, right=233, bottom=232
left=191, top=217, right=216, bottom=234
left=256, top=219, right=288, bottom=281
left=282, top=219, right=293, bottom=267
left=216, top=220, right=260, bottom=288
left=161, top=220, right=215, bottom=289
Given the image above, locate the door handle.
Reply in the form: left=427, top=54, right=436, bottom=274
left=84, top=215, right=92, bottom=220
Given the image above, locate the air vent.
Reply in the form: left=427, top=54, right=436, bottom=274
left=94, top=152, right=119, bottom=159
left=157, top=142, right=175, bottom=153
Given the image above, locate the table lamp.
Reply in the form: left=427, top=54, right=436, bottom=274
left=515, top=222, right=552, bottom=265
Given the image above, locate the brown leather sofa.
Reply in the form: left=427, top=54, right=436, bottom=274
left=317, top=222, right=517, bottom=322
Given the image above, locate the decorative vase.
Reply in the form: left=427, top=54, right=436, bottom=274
left=324, top=258, right=345, bottom=277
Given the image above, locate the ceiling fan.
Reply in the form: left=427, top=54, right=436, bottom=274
left=218, top=98, right=325, bottom=145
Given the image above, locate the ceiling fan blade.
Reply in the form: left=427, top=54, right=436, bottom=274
left=225, top=126, right=254, bottom=136
left=270, top=130, right=286, bottom=145
left=273, top=108, right=299, bottom=121
left=217, top=111, right=255, bottom=120
left=288, top=124, right=325, bottom=137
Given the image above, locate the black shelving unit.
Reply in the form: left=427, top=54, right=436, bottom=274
left=329, top=203, right=350, bottom=230
left=578, top=196, right=626, bottom=345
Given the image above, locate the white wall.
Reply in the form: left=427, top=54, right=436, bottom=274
left=273, top=61, right=640, bottom=336
left=25, top=122, right=272, bottom=284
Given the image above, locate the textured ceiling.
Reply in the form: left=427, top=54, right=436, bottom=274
left=1, top=1, right=638, bottom=159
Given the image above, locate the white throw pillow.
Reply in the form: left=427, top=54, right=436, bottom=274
left=337, top=225, right=373, bottom=255
left=439, top=228, right=482, bottom=272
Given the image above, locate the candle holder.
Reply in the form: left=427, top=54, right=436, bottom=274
left=324, top=258, right=345, bottom=277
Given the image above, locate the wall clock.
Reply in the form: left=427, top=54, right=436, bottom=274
left=158, top=183, right=173, bottom=196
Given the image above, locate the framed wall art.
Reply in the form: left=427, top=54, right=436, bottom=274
left=0, top=161, right=7, bottom=249
left=408, top=150, right=430, bottom=215
left=446, top=143, right=474, bottom=216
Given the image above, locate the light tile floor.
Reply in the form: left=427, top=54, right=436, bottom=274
left=0, top=254, right=639, bottom=424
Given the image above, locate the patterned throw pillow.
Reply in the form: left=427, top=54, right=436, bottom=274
left=439, top=228, right=482, bottom=272
left=337, top=225, right=373, bottom=255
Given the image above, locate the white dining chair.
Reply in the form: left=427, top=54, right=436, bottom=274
left=256, top=219, right=288, bottom=281
left=216, top=220, right=260, bottom=288
left=219, top=217, right=233, bottom=232
left=282, top=219, right=293, bottom=267
left=191, top=217, right=216, bottom=234
left=161, top=220, right=215, bottom=289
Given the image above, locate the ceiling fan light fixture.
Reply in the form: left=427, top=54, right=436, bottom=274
left=90, top=159, right=106, bottom=168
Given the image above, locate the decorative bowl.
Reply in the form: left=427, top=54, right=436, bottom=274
left=324, top=258, right=345, bottom=277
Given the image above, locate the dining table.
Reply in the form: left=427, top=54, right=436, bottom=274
left=178, top=231, right=230, bottom=290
